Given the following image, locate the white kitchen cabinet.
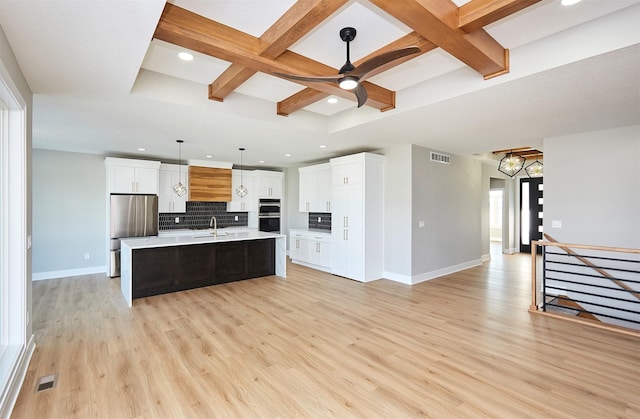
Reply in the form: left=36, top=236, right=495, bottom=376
left=299, top=163, right=331, bottom=212
left=227, top=169, right=255, bottom=212
left=106, top=157, right=160, bottom=194
left=159, top=164, right=188, bottom=213
left=289, top=229, right=332, bottom=272
left=330, top=153, right=384, bottom=282
left=254, top=170, right=283, bottom=198
left=331, top=158, right=364, bottom=186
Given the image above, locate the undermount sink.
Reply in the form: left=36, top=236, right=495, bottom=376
left=192, top=230, right=227, bottom=238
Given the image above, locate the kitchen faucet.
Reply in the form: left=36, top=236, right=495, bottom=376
left=209, top=216, right=217, bottom=237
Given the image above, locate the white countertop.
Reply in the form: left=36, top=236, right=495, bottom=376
left=123, top=230, right=285, bottom=250
left=289, top=228, right=332, bottom=235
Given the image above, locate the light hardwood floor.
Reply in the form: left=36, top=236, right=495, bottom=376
left=12, top=253, right=640, bottom=418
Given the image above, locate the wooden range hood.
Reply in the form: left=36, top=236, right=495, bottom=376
left=188, top=166, right=232, bottom=202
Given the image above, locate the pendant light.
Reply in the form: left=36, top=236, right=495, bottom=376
left=525, top=160, right=544, bottom=178
left=236, top=147, right=248, bottom=198
left=498, top=151, right=525, bottom=177
left=172, top=139, right=187, bottom=197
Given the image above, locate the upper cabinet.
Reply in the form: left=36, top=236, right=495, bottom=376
left=159, top=164, right=188, bottom=213
left=227, top=169, right=255, bottom=212
left=254, top=170, right=283, bottom=198
left=106, top=157, right=160, bottom=194
left=188, top=166, right=232, bottom=202
left=331, top=158, right=364, bottom=186
left=299, top=163, right=331, bottom=213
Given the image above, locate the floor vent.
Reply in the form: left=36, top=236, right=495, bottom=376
left=430, top=151, right=450, bottom=164
left=35, top=374, right=57, bottom=393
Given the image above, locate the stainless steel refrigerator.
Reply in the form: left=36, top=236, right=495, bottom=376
left=109, top=194, right=158, bottom=277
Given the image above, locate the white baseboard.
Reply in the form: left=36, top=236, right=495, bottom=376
left=481, top=253, right=491, bottom=262
left=382, top=271, right=412, bottom=285
left=384, top=258, right=483, bottom=285
left=32, top=265, right=106, bottom=281
left=0, top=334, right=35, bottom=418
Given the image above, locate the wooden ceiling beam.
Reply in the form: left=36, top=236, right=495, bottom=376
left=458, top=0, right=543, bottom=33
left=369, top=0, right=509, bottom=78
left=155, top=3, right=395, bottom=111
left=208, top=0, right=349, bottom=102
left=277, top=31, right=437, bottom=116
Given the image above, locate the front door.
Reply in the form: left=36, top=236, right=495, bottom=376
left=520, top=177, right=543, bottom=253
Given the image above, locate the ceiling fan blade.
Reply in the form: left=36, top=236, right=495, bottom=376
left=350, top=47, right=421, bottom=80
left=354, top=84, right=368, bottom=108
left=273, top=72, right=342, bottom=84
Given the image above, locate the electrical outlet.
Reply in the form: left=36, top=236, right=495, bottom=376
left=175, top=217, right=180, bottom=223
left=235, top=215, right=238, bottom=221
left=84, top=253, right=90, bottom=260
left=419, top=220, right=425, bottom=228
left=317, top=217, right=321, bottom=223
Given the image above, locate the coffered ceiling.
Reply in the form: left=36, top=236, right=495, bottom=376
left=0, top=0, right=638, bottom=167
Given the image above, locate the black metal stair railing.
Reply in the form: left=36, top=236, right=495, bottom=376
left=530, top=238, right=640, bottom=332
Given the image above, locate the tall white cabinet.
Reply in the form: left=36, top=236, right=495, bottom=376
left=330, top=153, right=384, bottom=282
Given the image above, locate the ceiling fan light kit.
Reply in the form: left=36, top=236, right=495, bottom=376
left=274, top=26, right=419, bottom=109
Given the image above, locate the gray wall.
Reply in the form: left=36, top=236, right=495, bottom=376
left=411, top=145, right=482, bottom=276
left=544, top=125, right=640, bottom=248
left=382, top=144, right=412, bottom=277
left=32, top=150, right=106, bottom=276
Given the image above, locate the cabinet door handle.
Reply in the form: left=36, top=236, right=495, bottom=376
left=345, top=216, right=349, bottom=228
left=346, top=229, right=348, bottom=241
left=327, top=202, right=330, bottom=212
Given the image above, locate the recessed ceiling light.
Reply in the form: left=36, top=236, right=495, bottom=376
left=259, top=160, right=265, bottom=163
left=561, top=0, right=581, bottom=5
left=137, top=148, right=146, bottom=152
left=285, top=154, right=291, bottom=157
left=327, top=98, right=338, bottom=104
left=319, top=145, right=327, bottom=148
left=205, top=155, right=213, bottom=158
left=178, top=52, right=194, bottom=61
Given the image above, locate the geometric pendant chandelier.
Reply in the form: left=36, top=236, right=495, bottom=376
left=525, top=160, right=544, bottom=178
left=498, top=152, right=525, bottom=177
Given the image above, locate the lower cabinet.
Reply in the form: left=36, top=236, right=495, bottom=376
left=289, top=229, right=331, bottom=272
left=132, top=239, right=275, bottom=299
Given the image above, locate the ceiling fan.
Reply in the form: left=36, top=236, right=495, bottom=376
left=274, top=27, right=420, bottom=107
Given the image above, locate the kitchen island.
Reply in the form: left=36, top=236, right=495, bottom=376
left=120, top=229, right=286, bottom=306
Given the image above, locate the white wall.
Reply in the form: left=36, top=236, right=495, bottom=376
left=0, top=24, right=33, bottom=417
left=32, top=150, right=106, bottom=278
left=544, top=125, right=640, bottom=248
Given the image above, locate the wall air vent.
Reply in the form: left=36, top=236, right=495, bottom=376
left=430, top=151, right=450, bottom=164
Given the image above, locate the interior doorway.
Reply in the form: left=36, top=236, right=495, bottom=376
left=489, top=178, right=506, bottom=255
left=489, top=190, right=503, bottom=243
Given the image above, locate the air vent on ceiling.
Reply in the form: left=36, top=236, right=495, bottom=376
left=430, top=151, right=450, bottom=164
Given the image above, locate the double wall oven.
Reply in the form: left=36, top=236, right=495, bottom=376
left=258, top=198, right=280, bottom=233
